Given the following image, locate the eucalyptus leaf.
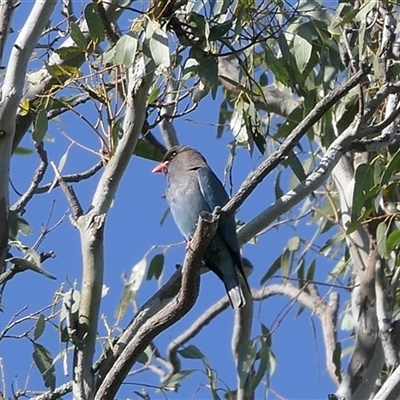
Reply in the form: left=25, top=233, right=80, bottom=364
left=32, top=343, right=56, bottom=390
left=115, top=33, right=138, bottom=67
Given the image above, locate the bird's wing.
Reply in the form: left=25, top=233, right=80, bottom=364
left=196, top=166, right=240, bottom=254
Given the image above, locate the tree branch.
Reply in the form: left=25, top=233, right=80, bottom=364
left=238, top=117, right=362, bottom=245
left=35, top=160, right=103, bottom=194
left=73, top=56, right=154, bottom=399
left=0, top=0, right=17, bottom=69
left=0, top=0, right=56, bottom=274
left=221, top=64, right=371, bottom=224
left=95, top=211, right=219, bottom=400
left=11, top=142, right=48, bottom=213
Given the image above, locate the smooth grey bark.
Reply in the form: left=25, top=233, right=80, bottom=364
left=0, top=0, right=56, bottom=272
left=72, top=57, right=154, bottom=400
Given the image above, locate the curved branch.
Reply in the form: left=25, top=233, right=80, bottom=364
left=0, top=0, right=17, bottom=68
left=159, top=77, right=180, bottom=148
left=0, top=0, right=56, bottom=271
left=165, top=295, right=229, bottom=381
left=238, top=117, right=362, bottom=245
left=74, top=57, right=154, bottom=399
left=221, top=64, right=371, bottom=224
left=11, top=142, right=48, bottom=213
left=95, top=211, right=219, bottom=400
left=252, top=282, right=340, bottom=383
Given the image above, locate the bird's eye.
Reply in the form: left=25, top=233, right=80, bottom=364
left=171, top=151, right=177, bottom=158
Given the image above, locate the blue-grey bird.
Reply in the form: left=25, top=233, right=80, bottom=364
left=152, top=145, right=249, bottom=309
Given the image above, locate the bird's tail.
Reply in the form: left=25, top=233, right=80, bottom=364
left=224, top=278, right=246, bottom=309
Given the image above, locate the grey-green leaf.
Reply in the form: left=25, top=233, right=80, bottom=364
left=70, top=21, right=87, bottom=50
left=84, top=3, right=104, bottom=42
left=115, top=32, right=138, bottom=67
left=149, top=26, right=170, bottom=68
left=178, top=345, right=205, bottom=360
left=163, top=370, right=196, bottom=389
left=34, top=314, right=46, bottom=340
left=146, top=253, right=164, bottom=280
left=33, top=109, right=48, bottom=145
left=32, top=343, right=56, bottom=390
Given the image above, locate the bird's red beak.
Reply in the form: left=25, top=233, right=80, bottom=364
left=152, top=161, right=168, bottom=173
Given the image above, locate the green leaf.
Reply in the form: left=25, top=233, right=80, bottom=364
left=84, top=3, right=104, bottom=42
left=48, top=147, right=70, bottom=193
left=59, top=289, right=81, bottom=324
left=146, top=253, right=164, bottom=280
left=134, top=139, right=164, bottom=162
left=296, top=257, right=305, bottom=289
left=262, top=42, right=290, bottom=86
left=7, top=247, right=56, bottom=279
left=178, top=345, right=205, bottom=360
left=381, top=148, right=400, bottom=186
left=198, top=55, right=218, bottom=86
left=14, top=147, right=33, bottom=155
left=306, top=259, right=316, bottom=282
left=100, top=46, right=116, bottom=65
left=351, top=163, right=376, bottom=222
left=33, top=109, right=48, bottom=145
left=387, top=230, right=400, bottom=254
left=281, top=248, right=292, bottom=278
left=377, top=221, right=389, bottom=258
left=209, top=21, right=232, bottom=41
left=115, top=32, right=138, bottom=67
left=274, top=171, right=284, bottom=200
left=115, top=257, right=147, bottom=319
left=55, top=46, right=83, bottom=61
left=252, top=340, right=271, bottom=390
left=283, top=151, right=307, bottom=183
left=237, top=340, right=257, bottom=395
left=260, top=255, right=282, bottom=284
left=147, top=86, right=160, bottom=105
left=163, top=370, right=196, bottom=389
left=70, top=21, right=87, bottom=50
left=294, top=27, right=313, bottom=73
left=261, top=323, right=272, bottom=347
left=34, top=314, right=46, bottom=340
left=148, top=26, right=170, bottom=68
left=8, top=211, right=33, bottom=238
left=32, top=343, right=56, bottom=390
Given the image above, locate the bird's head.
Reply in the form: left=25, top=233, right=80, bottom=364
left=151, top=145, right=205, bottom=174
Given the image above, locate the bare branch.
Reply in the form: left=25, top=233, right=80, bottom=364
left=95, top=211, right=219, bottom=400
left=0, top=0, right=56, bottom=269
left=73, top=57, right=154, bottom=399
left=238, top=117, right=362, bottom=245
left=35, top=160, right=103, bottom=194
left=30, top=381, right=73, bottom=400
left=233, top=286, right=254, bottom=400
left=0, top=0, right=17, bottom=68
left=376, top=257, right=399, bottom=370
left=221, top=64, right=371, bottom=224
left=252, top=282, right=340, bottom=383
left=50, top=162, right=83, bottom=221
left=11, top=142, right=48, bottom=213
left=159, top=77, right=180, bottom=148
left=165, top=295, right=230, bottom=381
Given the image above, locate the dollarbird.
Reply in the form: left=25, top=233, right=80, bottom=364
left=152, top=145, right=249, bottom=309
